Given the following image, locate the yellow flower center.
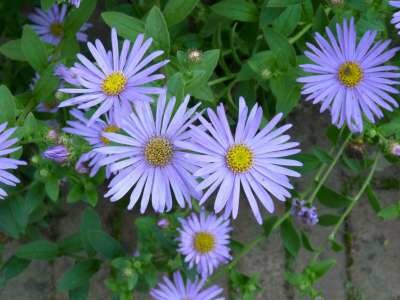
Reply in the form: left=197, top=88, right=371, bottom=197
left=100, top=125, right=119, bottom=144
left=102, top=72, right=127, bottom=96
left=225, top=144, right=253, bottom=173
left=193, top=232, right=215, bottom=254
left=338, top=62, right=363, bottom=87
left=50, top=22, right=64, bottom=37
left=144, top=137, right=173, bottom=167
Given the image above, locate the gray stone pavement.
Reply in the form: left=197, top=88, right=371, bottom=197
left=0, top=104, right=399, bottom=300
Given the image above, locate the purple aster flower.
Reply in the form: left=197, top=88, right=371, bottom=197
left=95, top=93, right=200, bottom=213
left=390, top=1, right=400, bottom=35
left=59, top=28, right=169, bottom=125
left=177, top=211, right=232, bottom=278
left=69, top=0, right=81, bottom=7
left=63, top=109, right=122, bottom=177
left=298, top=18, right=400, bottom=133
left=291, top=199, right=319, bottom=226
left=186, top=97, right=302, bottom=224
left=54, top=64, right=80, bottom=86
left=28, top=4, right=91, bottom=45
left=150, top=271, right=224, bottom=300
left=0, top=123, right=27, bottom=199
left=42, top=145, right=70, bottom=164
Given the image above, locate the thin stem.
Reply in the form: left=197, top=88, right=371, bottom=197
left=289, top=23, right=313, bottom=44
left=208, top=74, right=235, bottom=86
left=329, top=154, right=380, bottom=241
left=307, top=132, right=352, bottom=204
left=312, top=154, right=380, bottom=262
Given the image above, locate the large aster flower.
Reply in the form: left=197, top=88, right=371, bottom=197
left=150, top=271, right=224, bottom=300
left=177, top=211, right=232, bottom=278
left=95, top=93, right=200, bottom=213
left=28, top=4, right=91, bottom=45
left=298, top=18, right=400, bottom=133
left=186, top=97, right=302, bottom=224
left=59, top=28, right=169, bottom=124
left=63, top=109, right=122, bottom=177
left=0, top=123, right=27, bottom=199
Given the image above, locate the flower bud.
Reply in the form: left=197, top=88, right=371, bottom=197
left=291, top=199, right=319, bottom=226
left=390, top=143, right=400, bottom=157
left=187, top=49, right=202, bottom=63
left=157, top=218, right=170, bottom=229
left=42, top=145, right=70, bottom=164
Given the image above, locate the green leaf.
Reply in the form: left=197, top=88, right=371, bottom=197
left=64, top=0, right=97, bottom=37
left=330, top=239, right=344, bottom=252
left=41, top=0, right=55, bottom=10
left=88, top=230, right=124, bottom=259
left=270, top=71, right=300, bottom=115
left=0, top=256, right=30, bottom=289
left=59, top=35, right=80, bottom=61
left=145, top=7, right=170, bottom=53
left=263, top=216, right=278, bottom=237
left=308, top=259, right=336, bottom=280
left=57, top=260, right=100, bottom=291
left=45, top=176, right=60, bottom=202
left=263, top=27, right=296, bottom=68
left=313, top=5, right=329, bottom=33
left=101, top=12, right=145, bottom=41
left=16, top=240, right=59, bottom=260
left=0, top=40, right=25, bottom=61
left=378, top=202, right=400, bottom=220
left=317, top=185, right=351, bottom=209
left=211, top=0, right=258, bottom=22
left=318, top=214, right=340, bottom=226
left=67, top=184, right=83, bottom=203
left=69, top=284, right=89, bottom=300
left=84, top=182, right=98, bottom=206
left=167, top=73, right=184, bottom=101
left=22, top=113, right=38, bottom=138
left=267, top=0, right=301, bottom=7
left=189, top=49, right=220, bottom=82
left=365, top=185, right=381, bottom=213
left=0, top=85, right=17, bottom=124
left=33, top=66, right=60, bottom=103
left=292, top=153, right=321, bottom=173
left=21, top=26, right=48, bottom=72
left=58, top=233, right=84, bottom=255
left=280, top=219, right=301, bottom=257
left=163, top=0, right=199, bottom=26
left=273, top=4, right=301, bottom=36
left=300, top=231, right=315, bottom=252
left=80, top=208, right=102, bottom=255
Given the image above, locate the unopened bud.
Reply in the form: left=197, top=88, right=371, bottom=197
left=187, top=49, right=202, bottom=63
left=390, top=143, right=400, bottom=157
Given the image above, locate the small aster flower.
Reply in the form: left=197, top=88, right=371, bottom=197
left=177, top=211, right=232, bottom=278
left=0, top=123, right=27, bottom=199
left=59, top=28, right=169, bottom=124
left=298, top=18, right=400, bottom=133
left=63, top=109, right=121, bottom=177
left=150, top=271, right=224, bottom=300
left=186, top=97, right=302, bottom=224
left=95, top=93, right=200, bottom=213
left=54, top=64, right=80, bottom=86
left=291, top=199, right=319, bottom=226
left=28, top=4, right=91, bottom=45
left=42, top=145, right=70, bottom=164
left=390, top=142, right=400, bottom=156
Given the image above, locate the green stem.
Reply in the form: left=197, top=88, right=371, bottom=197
left=208, top=74, right=235, bottom=86
left=289, top=23, right=313, bottom=45
left=307, top=132, right=352, bottom=204
left=312, top=154, right=380, bottom=262
left=329, top=154, right=380, bottom=241
left=17, top=98, right=36, bottom=126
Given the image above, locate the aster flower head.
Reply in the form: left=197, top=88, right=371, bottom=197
left=0, top=123, right=27, bottom=199
left=298, top=18, right=400, bottom=133
left=69, top=0, right=81, bottom=7
left=390, top=1, right=400, bottom=35
left=95, top=93, right=200, bottom=213
left=42, top=145, right=70, bottom=164
left=28, top=4, right=91, bottom=45
left=186, top=97, right=302, bottom=224
left=63, top=109, right=122, bottom=177
left=177, top=211, right=232, bottom=278
left=59, top=28, right=169, bottom=125
left=150, top=271, right=224, bottom=300
left=291, top=199, right=319, bottom=226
